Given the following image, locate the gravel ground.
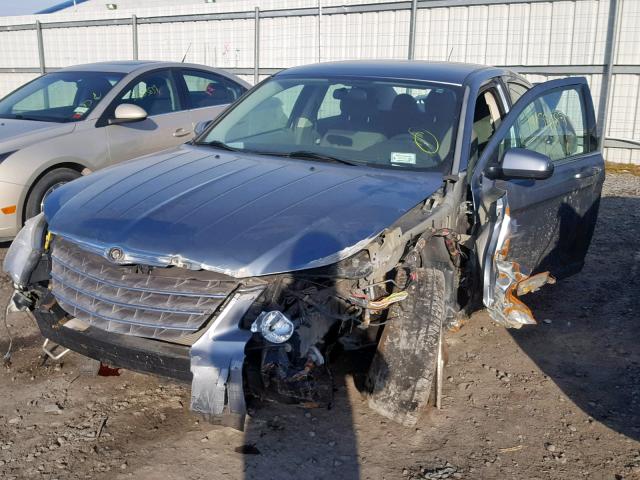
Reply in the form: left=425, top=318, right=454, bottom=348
left=0, top=172, right=638, bottom=480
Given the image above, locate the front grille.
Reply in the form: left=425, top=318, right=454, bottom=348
left=50, top=237, right=240, bottom=341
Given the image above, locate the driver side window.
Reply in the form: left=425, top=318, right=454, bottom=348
left=499, top=88, right=588, bottom=162
left=114, top=70, right=180, bottom=117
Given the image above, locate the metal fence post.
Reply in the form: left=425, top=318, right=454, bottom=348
left=35, top=20, right=45, bottom=74
left=132, top=15, right=138, bottom=60
left=254, top=7, right=260, bottom=85
left=408, top=0, right=418, bottom=60
left=597, top=0, right=621, bottom=151
left=317, top=0, right=322, bottom=63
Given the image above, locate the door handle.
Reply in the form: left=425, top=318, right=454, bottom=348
left=173, top=128, right=192, bottom=138
left=574, top=166, right=602, bottom=179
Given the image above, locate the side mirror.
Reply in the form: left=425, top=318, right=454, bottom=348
left=194, top=120, right=213, bottom=137
left=108, top=104, right=148, bottom=125
left=486, top=148, right=554, bottom=180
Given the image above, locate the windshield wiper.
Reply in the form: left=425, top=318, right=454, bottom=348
left=280, top=150, right=358, bottom=166
left=12, top=113, right=62, bottom=123
left=203, top=140, right=238, bottom=152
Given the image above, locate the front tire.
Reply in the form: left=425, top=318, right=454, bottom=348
left=367, top=267, right=446, bottom=426
left=24, top=168, right=81, bottom=220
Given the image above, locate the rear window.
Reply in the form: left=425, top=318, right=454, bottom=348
left=181, top=69, right=246, bottom=108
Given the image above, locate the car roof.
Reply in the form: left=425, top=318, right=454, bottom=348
left=55, top=61, right=229, bottom=75
left=56, top=61, right=161, bottom=74
left=51, top=61, right=251, bottom=88
left=276, top=60, right=509, bottom=86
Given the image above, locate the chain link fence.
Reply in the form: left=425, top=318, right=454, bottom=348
left=0, top=0, right=638, bottom=163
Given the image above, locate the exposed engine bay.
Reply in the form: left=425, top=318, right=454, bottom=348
left=242, top=269, right=411, bottom=408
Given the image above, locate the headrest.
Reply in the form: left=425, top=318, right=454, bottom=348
left=391, top=93, right=419, bottom=114
left=79, top=77, right=113, bottom=96
left=474, top=100, right=491, bottom=121
left=144, top=77, right=166, bottom=96
left=333, top=87, right=349, bottom=100
left=422, top=89, right=457, bottom=122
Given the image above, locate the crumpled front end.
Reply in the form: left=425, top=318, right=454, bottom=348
left=4, top=227, right=405, bottom=429
left=47, top=236, right=272, bottom=428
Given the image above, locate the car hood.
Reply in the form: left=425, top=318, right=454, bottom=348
left=0, top=118, right=75, bottom=151
left=45, top=145, right=443, bottom=277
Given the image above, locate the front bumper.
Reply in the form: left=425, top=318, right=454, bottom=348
left=0, top=180, right=24, bottom=240
left=34, top=306, right=192, bottom=382
left=32, top=286, right=264, bottom=430
left=8, top=231, right=265, bottom=430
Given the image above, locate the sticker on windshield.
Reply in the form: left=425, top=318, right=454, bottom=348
left=391, top=152, right=416, bottom=165
left=72, top=106, right=89, bottom=120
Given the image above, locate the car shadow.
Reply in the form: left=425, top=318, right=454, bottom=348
left=240, top=231, right=360, bottom=480
left=239, top=370, right=363, bottom=479
left=508, top=194, right=640, bottom=441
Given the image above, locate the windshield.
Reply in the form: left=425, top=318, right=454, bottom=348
left=0, top=71, right=125, bottom=123
left=199, top=76, right=462, bottom=172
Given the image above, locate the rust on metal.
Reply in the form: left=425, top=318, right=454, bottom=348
left=488, top=231, right=555, bottom=329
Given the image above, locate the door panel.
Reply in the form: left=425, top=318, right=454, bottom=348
left=106, top=112, right=192, bottom=163
left=472, top=77, right=604, bottom=328
left=105, top=69, right=193, bottom=164
left=189, top=104, right=227, bottom=129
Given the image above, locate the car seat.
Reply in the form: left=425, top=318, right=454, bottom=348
left=386, top=93, right=422, bottom=137
left=471, top=100, right=494, bottom=159
left=76, top=77, right=114, bottom=110
left=140, top=77, right=174, bottom=116
left=319, top=88, right=385, bottom=151
left=421, top=89, right=458, bottom=158
left=320, top=87, right=373, bottom=132
left=206, top=83, right=234, bottom=105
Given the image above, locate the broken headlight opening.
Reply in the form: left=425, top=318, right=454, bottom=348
left=242, top=250, right=413, bottom=409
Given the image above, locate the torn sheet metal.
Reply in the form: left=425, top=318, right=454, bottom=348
left=484, top=196, right=555, bottom=329
left=490, top=255, right=555, bottom=328
left=190, top=286, right=265, bottom=430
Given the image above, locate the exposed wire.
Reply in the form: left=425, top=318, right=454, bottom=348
left=360, top=278, right=401, bottom=290
left=288, top=290, right=360, bottom=322
left=3, top=300, right=13, bottom=366
left=366, top=291, right=409, bottom=310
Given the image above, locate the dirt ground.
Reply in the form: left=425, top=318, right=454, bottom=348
left=0, top=172, right=638, bottom=480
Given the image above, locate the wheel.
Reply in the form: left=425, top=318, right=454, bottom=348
left=24, top=168, right=81, bottom=220
left=367, top=267, right=446, bottom=426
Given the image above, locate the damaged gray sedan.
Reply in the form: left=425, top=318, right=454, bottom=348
left=3, top=60, right=604, bottom=428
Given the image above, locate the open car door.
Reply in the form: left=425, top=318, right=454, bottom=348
left=471, top=77, right=604, bottom=328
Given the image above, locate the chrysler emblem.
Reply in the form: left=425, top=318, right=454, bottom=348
left=107, top=247, right=124, bottom=262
